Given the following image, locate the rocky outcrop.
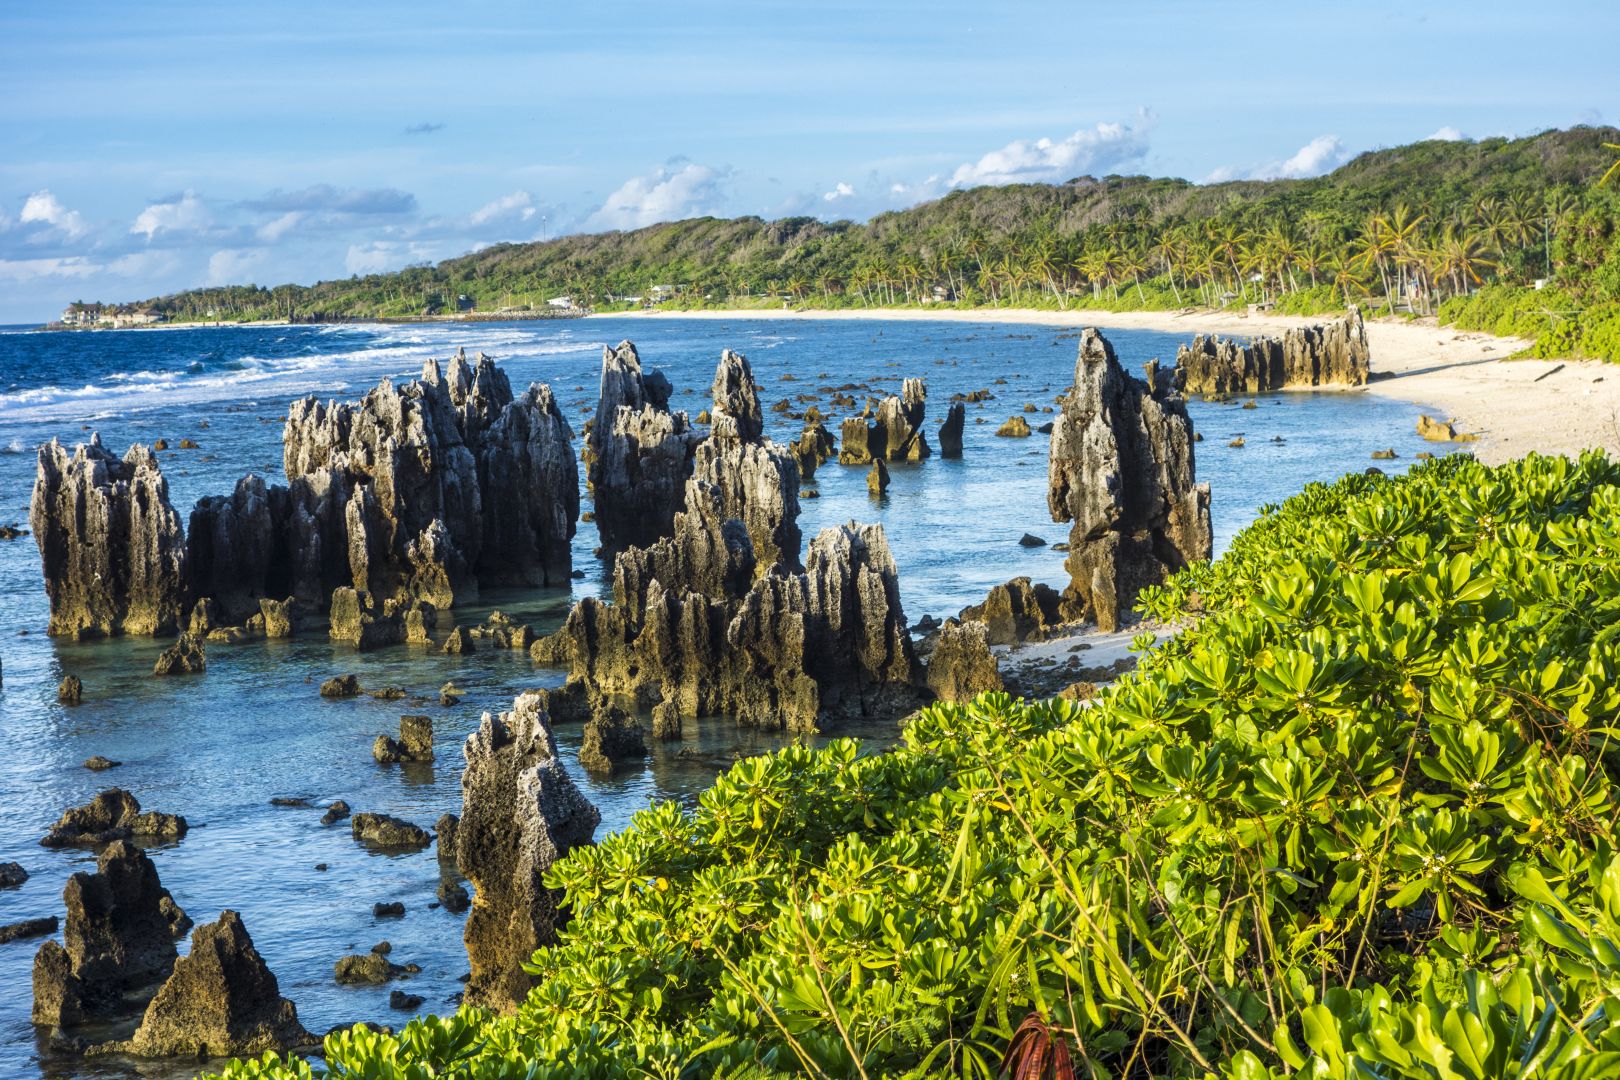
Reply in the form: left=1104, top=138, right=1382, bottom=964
left=790, top=423, right=838, bottom=480
left=960, top=578, right=1069, bottom=646
left=103, top=910, right=313, bottom=1058
left=30, top=436, right=188, bottom=639
left=374, top=715, right=434, bottom=764
left=32, top=841, right=185, bottom=1026
left=1049, top=329, right=1212, bottom=632
left=710, top=349, right=764, bottom=441
left=36, top=350, right=577, bottom=638
left=2, top=917, right=58, bottom=944
left=457, top=692, right=599, bottom=1011
left=938, top=402, right=965, bottom=458
left=351, top=813, right=432, bottom=851
left=587, top=341, right=699, bottom=553
left=0, top=861, right=28, bottom=889
left=579, top=703, right=646, bottom=774
left=838, top=380, right=929, bottom=463
left=58, top=675, right=83, bottom=704
left=152, top=633, right=205, bottom=676
left=1174, top=308, right=1369, bottom=395
left=924, top=621, right=1004, bottom=702
left=329, top=588, right=436, bottom=650
left=1417, top=414, right=1479, bottom=442
left=41, top=789, right=188, bottom=848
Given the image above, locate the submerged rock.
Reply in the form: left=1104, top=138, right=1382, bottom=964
left=351, top=813, right=432, bottom=852
left=320, top=800, right=351, bottom=826
left=1048, top=330, right=1211, bottom=632
left=374, top=715, right=434, bottom=764
left=30, top=436, right=188, bottom=639
left=0, top=861, right=28, bottom=889
left=1, top=917, right=58, bottom=945
left=319, top=674, right=361, bottom=698
left=100, top=910, right=313, bottom=1058
left=84, top=756, right=120, bottom=771
left=40, top=789, right=187, bottom=848
left=31, top=841, right=184, bottom=1026
left=1175, top=308, right=1369, bottom=394
left=456, top=692, right=599, bottom=1012
left=152, top=633, right=206, bottom=676
left=334, top=952, right=405, bottom=985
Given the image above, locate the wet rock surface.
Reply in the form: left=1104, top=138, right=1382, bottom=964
left=0, top=861, right=28, bottom=889
left=40, top=789, right=188, bottom=848
left=1175, top=308, right=1369, bottom=395
left=31, top=841, right=185, bottom=1026
left=1048, top=329, right=1212, bottom=632
left=351, top=813, right=432, bottom=851
left=1, top=916, right=58, bottom=944
left=373, top=715, right=434, bottom=764
left=456, top=692, right=599, bottom=1012
left=152, top=633, right=206, bottom=675
left=97, top=910, right=313, bottom=1058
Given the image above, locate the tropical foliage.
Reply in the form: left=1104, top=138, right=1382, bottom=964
left=211, top=449, right=1620, bottom=1078
left=105, top=127, right=1620, bottom=358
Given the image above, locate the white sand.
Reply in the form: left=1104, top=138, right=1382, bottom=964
left=601, top=306, right=1620, bottom=465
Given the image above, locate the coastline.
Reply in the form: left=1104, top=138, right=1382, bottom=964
left=595, top=306, right=1619, bottom=466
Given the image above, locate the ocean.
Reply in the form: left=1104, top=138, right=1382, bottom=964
left=0, top=317, right=1439, bottom=1078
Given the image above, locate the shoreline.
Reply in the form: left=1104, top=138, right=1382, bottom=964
left=594, top=306, right=1618, bottom=466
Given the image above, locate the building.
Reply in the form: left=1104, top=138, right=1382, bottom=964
left=546, top=296, right=576, bottom=310
left=60, top=303, right=105, bottom=326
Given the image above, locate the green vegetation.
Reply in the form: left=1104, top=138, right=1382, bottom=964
left=108, top=127, right=1620, bottom=359
left=213, top=449, right=1620, bottom=1078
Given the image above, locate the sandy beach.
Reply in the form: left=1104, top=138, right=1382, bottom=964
left=601, top=306, right=1620, bottom=466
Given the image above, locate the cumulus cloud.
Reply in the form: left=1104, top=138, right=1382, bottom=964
left=948, top=119, right=1150, bottom=188
left=206, top=248, right=268, bottom=285
left=1426, top=126, right=1466, bottom=142
left=131, top=191, right=211, bottom=239
left=470, top=190, right=536, bottom=226
left=255, top=211, right=305, bottom=243
left=242, top=185, right=417, bottom=215
left=586, top=162, right=727, bottom=231
left=344, top=240, right=435, bottom=276
left=20, top=190, right=88, bottom=238
left=1207, top=134, right=1355, bottom=183
left=823, top=182, right=856, bottom=202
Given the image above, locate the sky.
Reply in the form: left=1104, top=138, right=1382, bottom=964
left=0, top=0, right=1615, bottom=322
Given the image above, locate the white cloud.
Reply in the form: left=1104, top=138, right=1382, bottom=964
left=207, top=249, right=267, bottom=285
left=586, top=162, right=726, bottom=231
left=344, top=240, right=435, bottom=276
left=20, top=190, right=88, bottom=237
left=131, top=191, right=210, bottom=239
left=948, top=119, right=1150, bottom=188
left=1207, top=134, right=1354, bottom=183
left=823, top=181, right=856, bottom=202
left=470, top=190, right=536, bottom=225
left=256, top=211, right=305, bottom=243
left=1426, top=126, right=1465, bottom=142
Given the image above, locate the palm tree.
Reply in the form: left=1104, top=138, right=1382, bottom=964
left=1431, top=223, right=1498, bottom=298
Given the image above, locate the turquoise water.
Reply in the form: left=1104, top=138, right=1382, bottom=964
left=0, top=318, right=1442, bottom=1078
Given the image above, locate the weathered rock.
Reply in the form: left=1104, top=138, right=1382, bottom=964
left=587, top=341, right=698, bottom=553
left=152, top=633, right=206, bottom=676
left=351, top=813, right=432, bottom=851
left=83, top=756, right=120, bottom=771
left=1018, top=533, right=1046, bottom=548
left=41, top=789, right=188, bottom=848
left=1048, top=330, right=1212, bottom=632
left=790, top=423, right=838, bottom=480
left=867, top=459, right=890, bottom=495
left=1175, top=308, right=1369, bottom=395
left=924, top=621, right=1003, bottom=702
left=58, top=674, right=82, bottom=704
left=1, top=917, right=58, bottom=944
left=434, top=813, right=460, bottom=868
left=442, top=625, right=475, bottom=653
left=389, top=990, right=425, bottom=1011
left=30, top=437, right=188, bottom=639
left=437, top=882, right=470, bottom=914
left=709, top=349, right=764, bottom=441
left=960, top=578, right=1068, bottom=646
left=996, top=415, right=1032, bottom=438
left=329, top=587, right=436, bottom=650
left=651, top=699, right=683, bottom=741
left=373, top=902, right=405, bottom=919
left=0, top=861, right=28, bottom=889
left=259, top=597, right=296, bottom=638
left=374, top=715, right=434, bottom=764
left=320, top=674, right=361, bottom=698
left=31, top=841, right=183, bottom=1026
left=334, top=952, right=404, bottom=984
left=1417, top=414, right=1478, bottom=442
left=838, top=379, right=929, bottom=463
left=938, top=401, right=965, bottom=458
left=320, top=800, right=351, bottom=825
left=469, top=610, right=534, bottom=649
left=105, top=910, right=313, bottom=1058
left=457, top=692, right=599, bottom=1011
left=579, top=703, right=646, bottom=774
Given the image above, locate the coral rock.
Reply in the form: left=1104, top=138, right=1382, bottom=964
left=1175, top=308, right=1369, bottom=395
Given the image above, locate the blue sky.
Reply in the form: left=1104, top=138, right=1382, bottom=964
left=0, top=0, right=1614, bottom=321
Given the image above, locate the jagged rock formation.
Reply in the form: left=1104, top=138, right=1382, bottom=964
left=374, top=715, right=434, bottom=764
left=33, top=350, right=577, bottom=638
left=30, top=436, right=188, bottom=639
left=924, top=621, right=1004, bottom=702
left=152, top=633, right=205, bottom=675
left=41, top=789, right=188, bottom=848
left=101, top=911, right=313, bottom=1058
left=1049, top=329, right=1212, bottom=632
left=457, top=692, right=599, bottom=1011
left=960, top=578, right=1069, bottom=646
left=587, top=341, right=699, bottom=553
left=0, top=861, right=28, bottom=889
left=579, top=703, right=646, bottom=774
left=1174, top=308, right=1369, bottom=395
left=58, top=675, right=82, bottom=704
left=791, top=423, right=838, bottom=479
left=838, top=380, right=930, bottom=463
left=351, top=813, right=432, bottom=851
left=939, top=402, right=965, bottom=458
left=32, top=841, right=186, bottom=1026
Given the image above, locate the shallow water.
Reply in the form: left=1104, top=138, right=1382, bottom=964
left=0, top=317, right=1443, bottom=1077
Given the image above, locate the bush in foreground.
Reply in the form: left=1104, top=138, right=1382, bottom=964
left=217, top=452, right=1620, bottom=1078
